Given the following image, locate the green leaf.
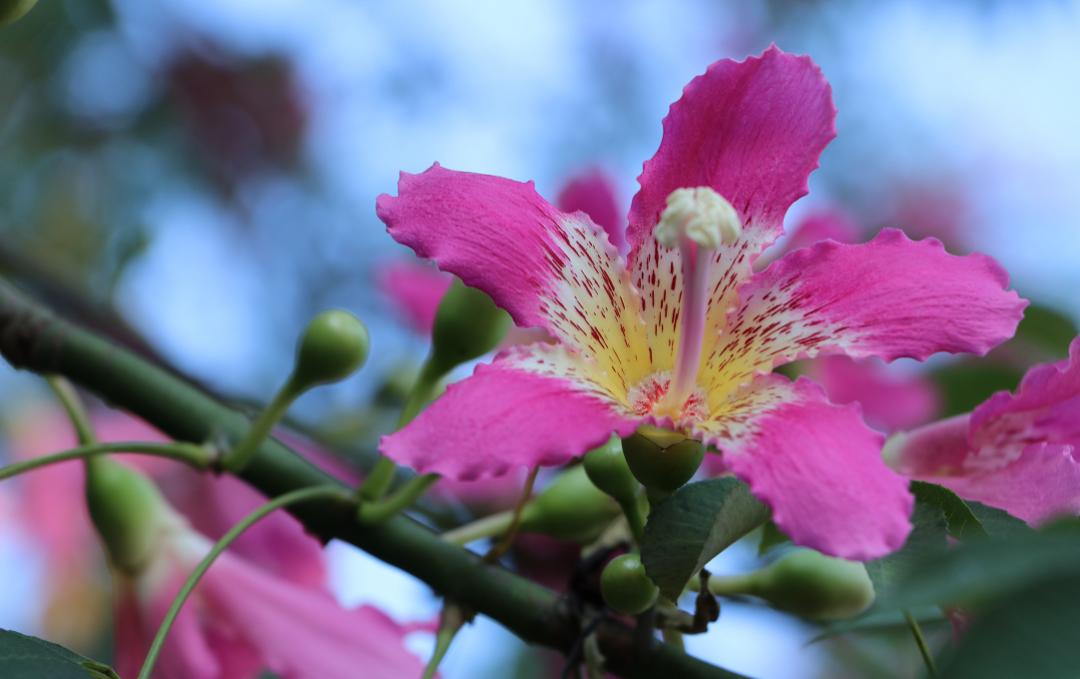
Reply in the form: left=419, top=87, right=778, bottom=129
left=910, top=482, right=987, bottom=539
left=941, top=574, right=1080, bottom=679
left=966, top=500, right=1031, bottom=539
left=893, top=520, right=1080, bottom=611
left=863, top=494, right=949, bottom=609
left=808, top=607, right=947, bottom=644
left=640, top=477, right=769, bottom=600
left=757, top=520, right=791, bottom=556
left=1013, top=303, right=1079, bottom=358
left=0, top=629, right=118, bottom=678
left=930, top=360, right=1021, bottom=417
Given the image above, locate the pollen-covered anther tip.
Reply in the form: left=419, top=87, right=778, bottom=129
left=653, top=187, right=741, bottom=250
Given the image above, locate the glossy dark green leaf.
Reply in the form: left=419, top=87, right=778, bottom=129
left=0, top=629, right=118, bottom=678
left=641, top=477, right=769, bottom=600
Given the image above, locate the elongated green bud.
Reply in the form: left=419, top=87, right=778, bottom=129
left=601, top=553, right=659, bottom=615
left=0, top=0, right=37, bottom=25
left=621, top=425, right=704, bottom=494
left=710, top=548, right=876, bottom=621
left=85, top=459, right=180, bottom=574
left=429, top=280, right=510, bottom=377
left=519, top=465, right=620, bottom=542
left=291, top=310, right=370, bottom=392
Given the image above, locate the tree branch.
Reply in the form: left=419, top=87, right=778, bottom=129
left=0, top=277, right=744, bottom=679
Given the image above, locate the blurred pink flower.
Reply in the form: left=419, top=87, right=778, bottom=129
left=375, top=47, right=1026, bottom=560
left=9, top=409, right=326, bottom=587
left=113, top=507, right=428, bottom=679
left=888, top=337, right=1080, bottom=523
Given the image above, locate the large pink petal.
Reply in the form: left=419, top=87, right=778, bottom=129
left=376, top=260, right=453, bottom=335
left=199, top=551, right=429, bottom=679
left=381, top=346, right=641, bottom=480
left=969, top=337, right=1080, bottom=465
left=377, top=164, right=648, bottom=373
left=555, top=167, right=625, bottom=253
left=627, top=46, right=836, bottom=256
left=813, top=355, right=939, bottom=432
left=931, top=444, right=1080, bottom=524
left=698, top=375, right=913, bottom=560
left=704, top=229, right=1025, bottom=399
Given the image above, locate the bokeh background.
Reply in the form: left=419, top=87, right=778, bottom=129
left=1, top=1, right=1078, bottom=677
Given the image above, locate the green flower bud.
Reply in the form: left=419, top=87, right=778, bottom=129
left=621, top=425, right=704, bottom=494
left=601, top=553, right=659, bottom=615
left=583, top=434, right=639, bottom=504
left=84, top=459, right=179, bottom=574
left=292, top=310, right=370, bottom=391
left=519, top=465, right=620, bottom=542
left=0, top=0, right=37, bottom=26
left=712, top=548, right=875, bottom=621
left=429, top=280, right=510, bottom=377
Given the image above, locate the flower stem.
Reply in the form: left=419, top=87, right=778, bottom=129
left=0, top=441, right=212, bottom=481
left=136, top=484, right=350, bottom=679
left=357, top=360, right=442, bottom=513
left=441, top=511, right=517, bottom=545
left=45, top=375, right=96, bottom=445
left=484, top=466, right=539, bottom=562
left=356, top=473, right=440, bottom=523
left=903, top=609, right=938, bottom=677
left=619, top=495, right=646, bottom=544
left=222, top=378, right=299, bottom=473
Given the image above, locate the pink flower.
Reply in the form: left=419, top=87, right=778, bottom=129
left=374, top=47, right=1025, bottom=559
left=113, top=507, right=428, bottom=679
left=810, top=355, right=939, bottom=433
left=378, top=167, right=623, bottom=336
left=887, top=337, right=1080, bottom=524
left=8, top=409, right=326, bottom=588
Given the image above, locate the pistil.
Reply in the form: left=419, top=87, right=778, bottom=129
left=652, top=187, right=741, bottom=417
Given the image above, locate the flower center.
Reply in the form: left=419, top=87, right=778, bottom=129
left=654, top=187, right=741, bottom=250
left=629, top=371, right=708, bottom=422
left=652, top=187, right=742, bottom=417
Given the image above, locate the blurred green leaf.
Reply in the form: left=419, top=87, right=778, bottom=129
left=930, top=360, right=1020, bottom=417
left=0, top=629, right=118, bottom=678
left=864, top=494, right=949, bottom=609
left=893, top=520, right=1080, bottom=611
left=641, top=477, right=769, bottom=600
left=941, top=574, right=1080, bottom=679
left=1013, top=303, right=1078, bottom=358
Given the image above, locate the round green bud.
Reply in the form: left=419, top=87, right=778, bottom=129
left=583, top=434, right=639, bottom=503
left=601, top=553, right=659, bottom=615
left=749, top=549, right=876, bottom=621
left=519, top=465, right=620, bottom=543
left=621, top=425, right=704, bottom=494
left=293, top=310, right=370, bottom=390
left=0, top=0, right=37, bottom=26
left=430, top=280, right=510, bottom=377
left=85, top=459, right=178, bottom=574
